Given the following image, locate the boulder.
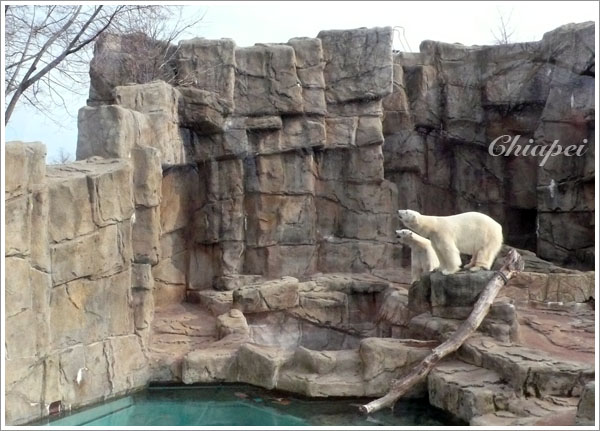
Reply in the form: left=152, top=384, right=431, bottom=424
left=318, top=27, right=393, bottom=103
left=234, top=44, right=303, bottom=115
left=132, top=146, right=162, bottom=207
left=214, top=274, right=264, bottom=291
left=216, top=309, right=250, bottom=338
left=575, top=381, right=595, bottom=425
left=232, top=277, right=299, bottom=313
left=430, top=271, right=496, bottom=318
left=77, top=105, right=152, bottom=160
left=182, top=347, right=239, bottom=383
left=176, top=38, right=236, bottom=109
left=50, top=223, right=130, bottom=286
left=195, top=290, right=233, bottom=316
left=4, top=142, right=46, bottom=200
left=235, top=343, right=293, bottom=389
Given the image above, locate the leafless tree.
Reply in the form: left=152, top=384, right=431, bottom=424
left=49, top=147, right=74, bottom=165
left=4, top=5, right=203, bottom=124
left=491, top=9, right=515, bottom=45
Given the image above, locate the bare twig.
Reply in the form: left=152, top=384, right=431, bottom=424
left=4, top=5, right=204, bottom=124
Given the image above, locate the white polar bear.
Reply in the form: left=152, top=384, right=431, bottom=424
left=396, top=229, right=440, bottom=282
left=397, top=210, right=503, bottom=275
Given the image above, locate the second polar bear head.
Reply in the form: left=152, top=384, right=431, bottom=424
left=395, top=229, right=415, bottom=244
left=398, top=209, right=420, bottom=229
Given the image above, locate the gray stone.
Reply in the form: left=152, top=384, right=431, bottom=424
left=318, top=27, right=393, bottom=103
left=197, top=290, right=233, bottom=316
left=132, top=287, right=154, bottom=331
left=46, top=169, right=95, bottom=243
left=214, top=274, right=265, bottom=291
left=5, top=195, right=31, bottom=257
left=132, top=146, right=162, bottom=207
left=234, top=44, right=303, bottom=115
left=235, top=343, right=293, bottom=389
left=244, top=244, right=318, bottom=278
left=182, top=347, right=238, bottom=383
left=430, top=271, right=496, bottom=318
left=177, top=87, right=227, bottom=133
left=176, top=38, right=236, bottom=108
left=232, top=277, right=299, bottom=313
left=429, top=361, right=508, bottom=423
left=290, top=291, right=348, bottom=326
left=575, top=381, right=595, bottom=425
left=4, top=142, right=46, bottom=199
left=131, top=263, right=154, bottom=290
left=77, top=105, right=151, bottom=160
left=216, top=309, right=250, bottom=338
left=50, top=223, right=130, bottom=286
left=132, top=206, right=160, bottom=265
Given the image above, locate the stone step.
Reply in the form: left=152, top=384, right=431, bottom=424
left=428, top=360, right=512, bottom=422
left=293, top=347, right=362, bottom=374
left=458, top=336, right=594, bottom=397
left=470, top=397, right=579, bottom=426
left=408, top=310, right=517, bottom=343
left=428, top=360, right=579, bottom=425
left=277, top=369, right=366, bottom=398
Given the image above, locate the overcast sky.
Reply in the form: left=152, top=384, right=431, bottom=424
left=4, top=1, right=598, bottom=163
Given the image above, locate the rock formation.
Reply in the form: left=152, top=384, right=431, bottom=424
left=383, top=22, right=595, bottom=268
left=4, top=23, right=595, bottom=426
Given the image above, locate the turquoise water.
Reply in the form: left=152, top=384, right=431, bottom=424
left=38, top=385, right=464, bottom=427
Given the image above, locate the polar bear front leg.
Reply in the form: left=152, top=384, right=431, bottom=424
left=432, top=236, right=461, bottom=275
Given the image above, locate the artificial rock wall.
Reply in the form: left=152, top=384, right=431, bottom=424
left=4, top=23, right=595, bottom=425
left=382, top=22, right=595, bottom=268
left=5, top=143, right=148, bottom=425
left=79, top=27, right=403, bottom=305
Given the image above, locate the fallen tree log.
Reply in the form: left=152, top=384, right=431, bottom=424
left=359, top=248, right=524, bottom=415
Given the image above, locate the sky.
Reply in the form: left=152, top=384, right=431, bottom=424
left=4, top=1, right=598, bottom=163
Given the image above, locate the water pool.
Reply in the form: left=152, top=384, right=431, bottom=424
left=36, top=385, right=464, bottom=427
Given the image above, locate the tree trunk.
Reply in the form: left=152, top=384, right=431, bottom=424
left=359, top=248, right=524, bottom=415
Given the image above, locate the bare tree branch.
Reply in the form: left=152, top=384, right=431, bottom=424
left=4, top=5, right=204, bottom=125
left=492, top=9, right=515, bottom=45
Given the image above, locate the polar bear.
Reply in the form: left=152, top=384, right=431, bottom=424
left=397, top=210, right=503, bottom=275
left=396, top=229, right=440, bottom=282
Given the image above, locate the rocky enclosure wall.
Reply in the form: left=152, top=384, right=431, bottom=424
left=4, top=23, right=595, bottom=425
left=5, top=143, right=148, bottom=425
left=383, top=22, right=595, bottom=268
left=79, top=27, right=404, bottom=305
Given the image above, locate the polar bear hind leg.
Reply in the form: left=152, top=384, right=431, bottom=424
left=432, top=236, right=461, bottom=275
left=464, top=251, right=479, bottom=270
left=474, top=240, right=502, bottom=270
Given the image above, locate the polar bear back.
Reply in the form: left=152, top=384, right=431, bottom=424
left=435, top=212, right=503, bottom=255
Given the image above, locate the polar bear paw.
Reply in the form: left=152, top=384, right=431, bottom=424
left=441, top=268, right=459, bottom=275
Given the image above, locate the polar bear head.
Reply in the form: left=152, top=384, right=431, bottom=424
left=398, top=209, right=420, bottom=229
left=395, top=229, right=414, bottom=243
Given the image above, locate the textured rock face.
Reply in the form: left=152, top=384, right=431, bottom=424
left=80, top=26, right=401, bottom=292
left=383, top=22, right=595, bottom=269
left=575, top=381, right=595, bottom=425
left=4, top=143, right=147, bottom=426
left=5, top=22, right=595, bottom=426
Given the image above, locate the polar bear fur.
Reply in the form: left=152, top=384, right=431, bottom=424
left=397, top=210, right=503, bottom=275
left=396, top=229, right=440, bottom=282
